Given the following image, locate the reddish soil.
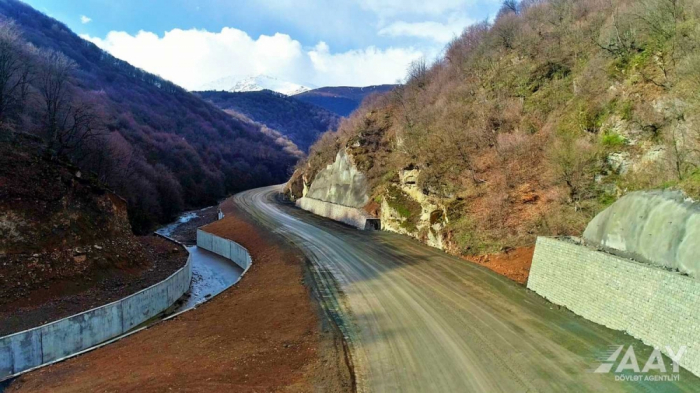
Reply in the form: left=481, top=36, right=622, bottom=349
left=8, top=199, right=352, bottom=392
left=463, top=246, right=534, bottom=284
left=0, top=235, right=187, bottom=336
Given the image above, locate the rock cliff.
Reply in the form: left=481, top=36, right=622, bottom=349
left=290, top=150, right=374, bottom=229
left=305, top=150, right=369, bottom=208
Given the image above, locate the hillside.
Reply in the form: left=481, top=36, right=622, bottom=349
left=0, top=132, right=186, bottom=334
left=0, top=0, right=296, bottom=233
left=289, top=0, right=700, bottom=260
left=198, top=90, right=339, bottom=151
left=295, top=85, right=397, bottom=117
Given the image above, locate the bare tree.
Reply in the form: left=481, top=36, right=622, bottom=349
left=548, top=135, right=601, bottom=204
left=493, top=13, right=519, bottom=50
left=664, top=112, right=700, bottom=181
left=499, top=0, right=520, bottom=17
left=594, top=1, right=637, bottom=58
left=636, top=0, right=689, bottom=88
left=38, top=50, right=74, bottom=143
left=0, top=20, right=33, bottom=126
left=406, top=57, right=428, bottom=88
left=37, top=50, right=102, bottom=156
left=58, top=98, right=103, bottom=157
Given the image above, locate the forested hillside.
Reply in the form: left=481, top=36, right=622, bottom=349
left=290, top=0, right=700, bottom=256
left=295, top=85, right=397, bottom=117
left=0, top=0, right=296, bottom=232
left=198, top=90, right=339, bottom=151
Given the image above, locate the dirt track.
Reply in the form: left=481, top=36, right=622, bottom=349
left=235, top=186, right=700, bottom=392
left=8, top=201, right=352, bottom=392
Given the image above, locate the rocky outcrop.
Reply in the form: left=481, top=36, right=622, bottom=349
left=379, top=169, right=448, bottom=250
left=583, top=190, right=700, bottom=278
left=305, top=150, right=369, bottom=208
left=292, top=150, right=373, bottom=229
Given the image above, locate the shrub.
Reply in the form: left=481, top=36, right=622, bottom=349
left=601, top=132, right=627, bottom=147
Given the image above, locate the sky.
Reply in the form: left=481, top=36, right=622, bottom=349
left=24, top=0, right=502, bottom=90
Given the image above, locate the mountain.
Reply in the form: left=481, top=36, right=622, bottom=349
left=288, top=0, right=700, bottom=259
left=198, top=90, right=340, bottom=152
left=295, top=85, right=397, bottom=117
left=198, top=74, right=313, bottom=96
left=0, top=0, right=297, bottom=233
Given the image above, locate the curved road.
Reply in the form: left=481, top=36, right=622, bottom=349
left=235, top=186, right=698, bottom=392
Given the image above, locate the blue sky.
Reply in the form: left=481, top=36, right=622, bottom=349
left=24, top=0, right=502, bottom=89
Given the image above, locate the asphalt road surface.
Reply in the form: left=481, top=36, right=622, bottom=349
left=235, top=186, right=699, bottom=393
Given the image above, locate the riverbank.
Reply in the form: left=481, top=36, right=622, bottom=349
left=156, top=206, right=219, bottom=245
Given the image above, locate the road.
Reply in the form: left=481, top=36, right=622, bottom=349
left=235, top=186, right=699, bottom=392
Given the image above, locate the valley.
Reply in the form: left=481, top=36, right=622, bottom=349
left=3, top=0, right=700, bottom=391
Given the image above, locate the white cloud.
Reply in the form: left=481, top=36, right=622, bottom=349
left=82, top=27, right=425, bottom=90
left=309, top=42, right=423, bottom=86
left=357, top=0, right=466, bottom=17
left=80, top=15, right=92, bottom=24
left=378, top=15, right=474, bottom=43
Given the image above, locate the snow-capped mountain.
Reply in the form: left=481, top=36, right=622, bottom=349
left=197, top=74, right=313, bottom=96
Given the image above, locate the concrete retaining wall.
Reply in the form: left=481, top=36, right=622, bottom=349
left=528, top=237, right=700, bottom=377
left=296, top=197, right=372, bottom=230
left=0, top=243, right=192, bottom=379
left=197, top=229, right=251, bottom=271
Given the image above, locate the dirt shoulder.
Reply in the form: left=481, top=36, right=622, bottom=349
left=0, top=235, right=186, bottom=336
left=463, top=246, right=534, bottom=285
left=8, top=197, right=353, bottom=392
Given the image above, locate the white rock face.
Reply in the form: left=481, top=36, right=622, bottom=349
left=306, top=150, right=369, bottom=208
left=296, top=150, right=374, bottom=230
left=583, top=190, right=700, bottom=278
left=196, top=74, right=313, bottom=96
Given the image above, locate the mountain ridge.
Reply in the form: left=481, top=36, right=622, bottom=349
left=198, top=89, right=339, bottom=152
left=198, top=74, right=313, bottom=95
left=295, top=85, right=397, bottom=116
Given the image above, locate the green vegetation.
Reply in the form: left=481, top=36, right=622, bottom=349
left=384, top=186, right=421, bottom=232
left=601, top=132, right=627, bottom=147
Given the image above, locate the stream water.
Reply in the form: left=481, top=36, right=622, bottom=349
left=156, top=210, right=243, bottom=313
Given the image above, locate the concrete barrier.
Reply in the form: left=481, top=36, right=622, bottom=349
left=0, top=240, right=192, bottom=380
left=296, top=197, right=373, bottom=230
left=528, top=237, right=700, bottom=377
left=196, top=229, right=251, bottom=272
